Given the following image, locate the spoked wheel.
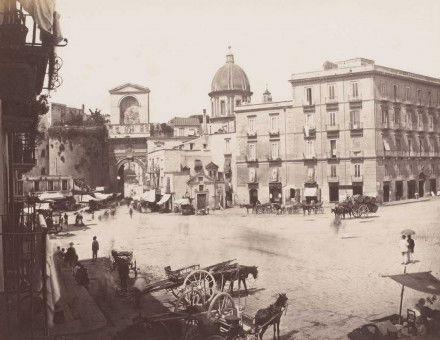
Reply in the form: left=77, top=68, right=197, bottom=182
left=174, top=288, right=205, bottom=312
left=358, top=204, right=369, bottom=218
left=183, top=270, right=216, bottom=302
left=352, top=208, right=360, bottom=218
left=207, top=292, right=237, bottom=322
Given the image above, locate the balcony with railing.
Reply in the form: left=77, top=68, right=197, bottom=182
left=326, top=124, right=340, bottom=132
left=303, top=153, right=316, bottom=161
left=327, top=174, right=339, bottom=182
left=245, top=155, right=258, bottom=163
left=247, top=130, right=257, bottom=138
left=325, top=96, right=338, bottom=104
left=349, top=121, right=363, bottom=131
left=381, top=120, right=393, bottom=130
left=352, top=175, right=363, bottom=182
left=269, top=129, right=280, bottom=137
left=303, top=125, right=316, bottom=138
left=350, top=150, right=364, bottom=159
left=327, top=151, right=340, bottom=160
left=12, top=132, right=35, bottom=169
left=107, top=123, right=150, bottom=138
left=348, top=93, right=362, bottom=102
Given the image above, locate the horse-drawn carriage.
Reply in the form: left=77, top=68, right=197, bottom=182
left=332, top=195, right=379, bottom=219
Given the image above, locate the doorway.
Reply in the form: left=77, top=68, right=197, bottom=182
left=418, top=180, right=425, bottom=197
left=329, top=184, right=339, bottom=202
left=352, top=184, right=363, bottom=196
left=383, top=182, right=390, bottom=202
left=430, top=179, right=437, bottom=195
left=395, top=181, right=403, bottom=200
left=197, top=193, right=207, bottom=209
left=249, top=188, right=259, bottom=205
left=269, top=183, right=282, bottom=204
left=407, top=180, right=415, bottom=199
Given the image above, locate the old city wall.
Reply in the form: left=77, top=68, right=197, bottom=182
left=48, top=126, right=109, bottom=187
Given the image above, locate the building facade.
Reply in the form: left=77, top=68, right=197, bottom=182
left=50, top=102, right=85, bottom=126
left=107, top=83, right=150, bottom=196
left=169, top=117, right=201, bottom=137
left=235, top=100, right=294, bottom=205
left=288, top=58, right=440, bottom=203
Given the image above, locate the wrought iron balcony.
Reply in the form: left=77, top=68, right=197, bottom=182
left=350, top=150, right=364, bottom=158
left=349, top=122, right=363, bottom=131
left=348, top=93, right=362, bottom=102
left=327, top=151, right=340, bottom=159
left=267, top=156, right=282, bottom=162
left=325, top=97, right=338, bottom=104
left=303, top=153, right=316, bottom=161
left=303, top=126, right=316, bottom=138
left=247, top=131, right=257, bottom=138
left=326, top=124, right=339, bottom=132
left=327, top=175, right=339, bottom=182
left=12, top=132, right=35, bottom=169
left=352, top=175, right=363, bottom=182
left=107, top=123, right=150, bottom=138
left=269, top=130, right=280, bottom=137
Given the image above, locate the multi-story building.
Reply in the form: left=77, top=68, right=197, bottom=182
left=15, top=175, right=73, bottom=200
left=289, top=58, right=440, bottom=203
left=235, top=92, right=294, bottom=205
left=50, top=102, right=85, bottom=125
left=236, top=58, right=440, bottom=204
left=0, top=0, right=65, bottom=336
left=169, top=117, right=201, bottom=137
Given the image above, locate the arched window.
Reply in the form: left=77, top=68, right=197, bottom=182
left=119, top=96, right=140, bottom=124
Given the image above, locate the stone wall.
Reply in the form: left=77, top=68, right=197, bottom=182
left=48, top=126, right=108, bottom=188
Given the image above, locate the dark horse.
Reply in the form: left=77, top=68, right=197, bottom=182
left=255, top=293, right=288, bottom=340
left=214, top=265, right=258, bottom=295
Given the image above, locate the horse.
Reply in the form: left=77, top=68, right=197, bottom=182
left=255, top=293, right=288, bottom=340
left=240, top=204, right=255, bottom=214
left=214, top=265, right=258, bottom=295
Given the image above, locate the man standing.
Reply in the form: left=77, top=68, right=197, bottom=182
left=133, top=277, right=146, bottom=308
left=92, top=236, right=99, bottom=262
left=399, top=235, right=409, bottom=265
left=407, top=235, right=415, bottom=263
left=117, top=260, right=130, bottom=291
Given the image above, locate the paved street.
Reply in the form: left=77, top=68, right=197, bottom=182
left=50, top=199, right=440, bottom=339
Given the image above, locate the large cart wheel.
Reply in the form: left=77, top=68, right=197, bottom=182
left=207, top=292, right=236, bottom=322
left=174, top=288, right=205, bottom=312
left=358, top=204, right=369, bottom=218
left=183, top=269, right=216, bottom=302
left=352, top=207, right=360, bottom=218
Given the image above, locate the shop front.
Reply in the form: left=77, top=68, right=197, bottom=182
left=304, top=184, right=320, bottom=203
left=395, top=181, right=403, bottom=200
left=269, top=182, right=282, bottom=204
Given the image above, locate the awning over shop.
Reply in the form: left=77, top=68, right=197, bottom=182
left=93, top=193, right=112, bottom=201
left=36, top=202, right=51, bottom=210
left=77, top=194, right=95, bottom=203
left=140, top=190, right=156, bottom=203
left=304, top=187, right=317, bottom=197
left=174, top=198, right=190, bottom=205
left=157, top=194, right=171, bottom=205
left=385, top=271, right=440, bottom=295
left=39, top=192, right=65, bottom=201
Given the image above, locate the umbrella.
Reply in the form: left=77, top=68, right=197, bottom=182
left=401, top=229, right=416, bottom=236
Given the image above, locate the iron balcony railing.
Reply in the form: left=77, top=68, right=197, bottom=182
left=12, top=132, right=36, bottom=168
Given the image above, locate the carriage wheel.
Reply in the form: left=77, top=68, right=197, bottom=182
left=207, top=292, right=237, bottom=323
left=352, top=208, right=360, bottom=218
left=174, top=288, right=205, bottom=312
left=169, top=287, right=182, bottom=299
left=358, top=204, right=369, bottom=218
left=183, top=270, right=216, bottom=302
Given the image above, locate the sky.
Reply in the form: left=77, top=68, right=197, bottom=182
left=52, top=0, right=440, bottom=122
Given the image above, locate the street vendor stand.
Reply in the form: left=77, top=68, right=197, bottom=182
left=383, top=270, right=440, bottom=320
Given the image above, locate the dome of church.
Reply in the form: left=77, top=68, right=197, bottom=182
left=210, top=48, right=251, bottom=95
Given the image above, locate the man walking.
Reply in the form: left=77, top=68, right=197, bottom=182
left=407, top=235, right=415, bottom=263
left=92, top=236, right=99, bottom=262
left=399, top=235, right=409, bottom=265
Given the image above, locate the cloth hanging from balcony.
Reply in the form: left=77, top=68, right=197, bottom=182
left=19, top=0, right=54, bottom=33
left=383, top=139, right=391, bottom=151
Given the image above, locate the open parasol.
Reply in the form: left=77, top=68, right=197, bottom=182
left=401, top=229, right=416, bottom=236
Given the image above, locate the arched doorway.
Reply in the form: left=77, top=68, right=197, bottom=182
left=117, top=159, right=144, bottom=197
left=119, top=96, right=140, bottom=124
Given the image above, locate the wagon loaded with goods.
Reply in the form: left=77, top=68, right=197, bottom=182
left=332, top=195, right=379, bottom=219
